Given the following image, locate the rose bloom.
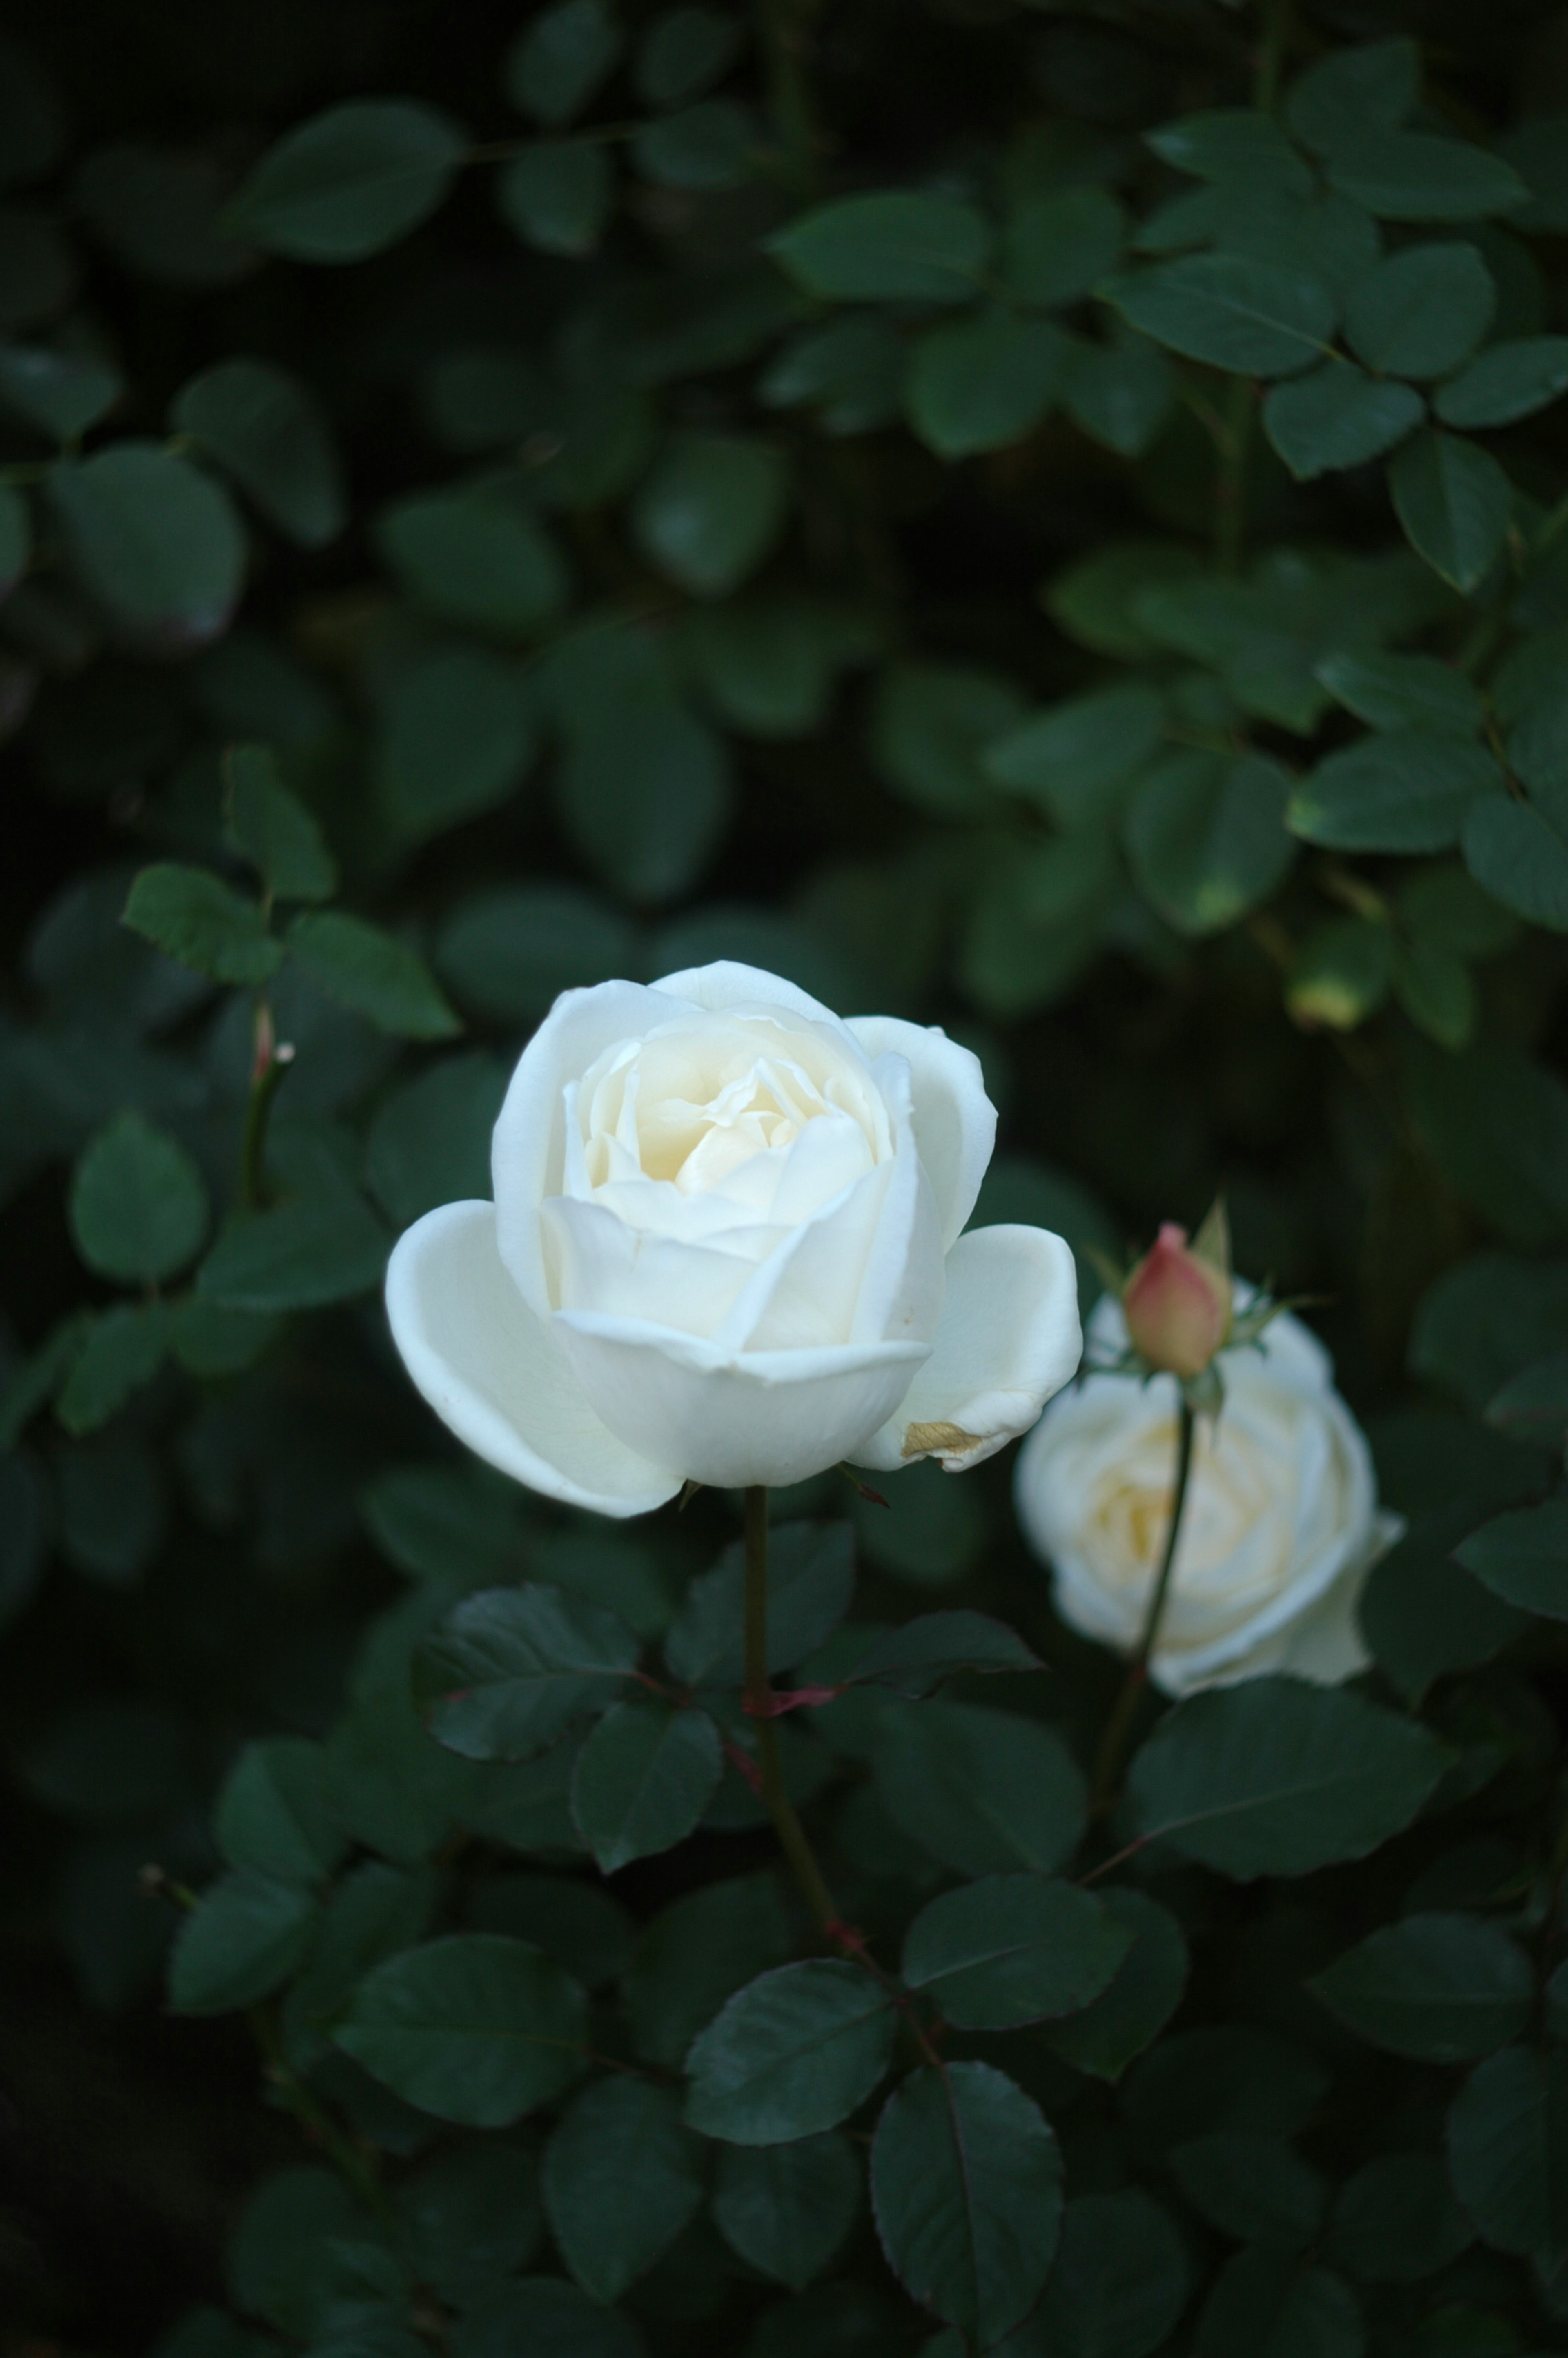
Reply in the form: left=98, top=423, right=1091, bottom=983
left=1014, top=1285, right=1402, bottom=1695
left=386, top=962, right=1081, bottom=1514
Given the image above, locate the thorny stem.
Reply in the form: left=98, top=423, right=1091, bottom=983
left=743, top=1487, right=839, bottom=1934
left=1089, top=1392, right=1197, bottom=1816
left=239, top=998, right=294, bottom=1211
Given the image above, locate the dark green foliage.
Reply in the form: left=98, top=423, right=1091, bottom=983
left=7, top=7, right=1568, bottom=2356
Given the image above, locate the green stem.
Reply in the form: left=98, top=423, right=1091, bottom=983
left=1089, top=1392, right=1197, bottom=1817
left=239, top=998, right=293, bottom=1211
left=743, top=1487, right=838, bottom=1934
left=762, top=0, right=824, bottom=192
left=249, top=2004, right=396, bottom=2227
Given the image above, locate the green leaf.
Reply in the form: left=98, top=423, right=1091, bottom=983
left=494, top=140, right=613, bottom=256
left=1394, top=937, right=1476, bottom=1055
left=287, top=911, right=460, bottom=1041
left=468, top=1873, right=632, bottom=1989
left=1436, top=337, right=1568, bottom=428
left=215, top=1736, right=346, bottom=1883
left=335, top=1933, right=587, bottom=2128
left=449, top=2280, right=644, bottom=2358
left=1448, top=2044, right=1568, bottom=2260
left=50, top=444, right=245, bottom=645
left=759, top=312, right=904, bottom=436
left=1127, top=1677, right=1449, bottom=1879
left=1286, top=38, right=1419, bottom=157
left=375, top=648, right=538, bottom=847
left=229, top=101, right=467, bottom=262
left=569, top=1697, right=722, bottom=1873
left=1316, top=650, right=1485, bottom=736
left=1463, top=789, right=1568, bottom=933
left=664, top=1521, right=853, bottom=1688
left=684, top=1960, right=896, bottom=2144
left=1359, top=1509, right=1528, bottom=1703
left=631, top=99, right=756, bottom=191
left=505, top=0, right=621, bottom=126
left=417, top=1583, right=641, bottom=1762
left=1389, top=430, right=1512, bottom=592
left=168, top=1867, right=318, bottom=2015
left=69, top=1110, right=208, bottom=1284
left=1147, top=107, right=1312, bottom=194
left=713, top=2133, right=862, bottom=2290
left=543, top=2076, right=705, bottom=2302
left=196, top=1182, right=390, bottom=1315
left=364, top=1052, right=508, bottom=1231
left=984, top=683, right=1165, bottom=826
left=171, top=358, right=344, bottom=547
left=1457, top=1501, right=1568, bottom=1620
left=1312, top=1913, right=1532, bottom=2062
left=1026, top=2188, right=1189, bottom=2358
left=1405, top=1036, right=1568, bottom=1246
left=1060, top=328, right=1173, bottom=458
left=767, top=191, right=990, bottom=304
left=905, top=308, right=1064, bottom=458
left=227, top=2164, right=370, bottom=2334
left=1040, top=1889, right=1189, bottom=2083
left=545, top=623, right=731, bottom=903
left=901, top=1875, right=1132, bottom=2030
left=624, top=1872, right=792, bottom=2070
left=630, top=431, right=788, bottom=597
left=396, top=2141, right=543, bottom=2306
left=54, top=1302, right=170, bottom=1435
left=123, top=862, right=279, bottom=984
left=0, top=340, right=120, bottom=439
left=1324, top=133, right=1526, bottom=223
left=1109, top=255, right=1335, bottom=377
left=1287, top=731, right=1501, bottom=853
left=377, top=480, right=567, bottom=639
left=1488, top=1354, right=1568, bottom=1448
left=283, top=1860, right=437, bottom=2064
left=869, top=661, right=1024, bottom=819
left=637, top=6, right=743, bottom=106
left=434, top=882, right=637, bottom=1024
left=1330, top=2153, right=1472, bottom=2284
left=1344, top=243, right=1495, bottom=377
left=871, top=2062, right=1062, bottom=2347
left=1191, top=2249, right=1365, bottom=2358
left=52, top=1436, right=165, bottom=1587
left=1002, top=187, right=1124, bottom=309
left=1171, top=2133, right=1325, bottom=2251
left=871, top=1700, right=1087, bottom=1878
left=846, top=1612, right=1040, bottom=1696
left=225, top=742, right=338, bottom=901
left=1261, top=363, right=1423, bottom=480
left=1124, top=749, right=1295, bottom=933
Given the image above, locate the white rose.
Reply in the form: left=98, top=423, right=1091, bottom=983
left=385, top=961, right=1081, bottom=1514
left=1014, top=1286, right=1402, bottom=1696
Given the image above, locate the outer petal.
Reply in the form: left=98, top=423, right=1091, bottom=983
left=385, top=1202, right=680, bottom=1519
left=555, top=1313, right=928, bottom=1488
left=854, top=1225, right=1081, bottom=1473
left=648, top=959, right=842, bottom=1026
left=845, top=1015, right=996, bottom=1250
left=492, top=977, right=689, bottom=1318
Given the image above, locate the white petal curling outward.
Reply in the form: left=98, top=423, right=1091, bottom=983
left=845, top=1015, right=996, bottom=1252
left=384, top=1201, right=681, bottom=1519
left=492, top=977, right=684, bottom=1320
left=554, top=1311, right=930, bottom=1489
left=854, top=1225, right=1082, bottom=1473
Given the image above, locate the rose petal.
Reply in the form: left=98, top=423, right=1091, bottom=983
left=648, top=958, right=840, bottom=1026
left=492, top=977, right=685, bottom=1318
left=555, top=1311, right=929, bottom=1488
left=854, top=1224, right=1081, bottom=1474
left=846, top=1015, right=996, bottom=1251
left=385, top=1201, right=680, bottom=1518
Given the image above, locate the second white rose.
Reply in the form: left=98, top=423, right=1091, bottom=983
left=1015, top=1286, right=1403, bottom=1696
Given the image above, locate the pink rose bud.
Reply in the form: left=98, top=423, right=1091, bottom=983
left=1122, top=1221, right=1231, bottom=1378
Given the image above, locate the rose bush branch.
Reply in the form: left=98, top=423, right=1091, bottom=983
left=742, top=1483, right=839, bottom=1937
